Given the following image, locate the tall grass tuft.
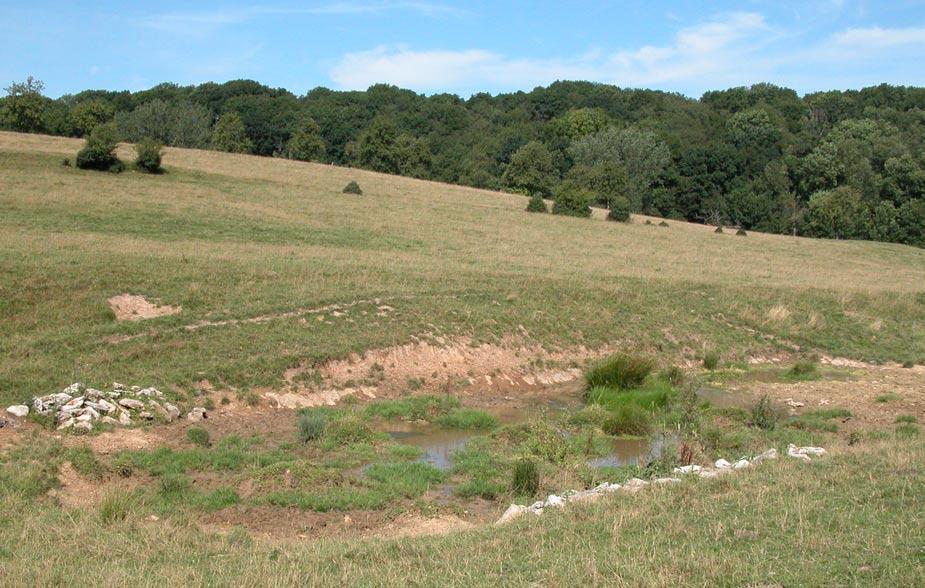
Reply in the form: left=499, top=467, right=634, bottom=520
left=702, top=351, right=720, bottom=371
left=585, top=353, right=655, bottom=390
left=99, top=490, right=136, bottom=524
left=511, top=459, right=539, bottom=497
left=186, top=427, right=211, bottom=447
left=297, top=412, right=327, bottom=442
left=749, top=395, right=782, bottom=430
left=601, top=405, right=652, bottom=436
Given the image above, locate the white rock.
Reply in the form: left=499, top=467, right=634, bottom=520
left=63, top=383, right=84, bottom=396
left=544, top=494, right=566, bottom=508
left=6, top=405, right=29, bottom=418
left=733, top=459, right=750, bottom=470
left=187, top=407, right=207, bottom=422
left=112, top=382, right=125, bottom=391
left=97, top=399, right=116, bottom=413
left=118, top=411, right=132, bottom=426
left=138, top=411, right=153, bottom=420
left=138, top=387, right=163, bottom=398
left=653, top=477, right=681, bottom=484
left=622, top=478, right=649, bottom=493
left=59, top=397, right=85, bottom=413
left=100, top=416, right=120, bottom=426
left=131, top=386, right=141, bottom=393
left=714, top=458, right=732, bottom=469
left=752, top=448, right=778, bottom=464
left=698, top=469, right=720, bottom=478
left=118, top=398, right=145, bottom=410
left=164, top=402, right=180, bottom=420
left=85, top=388, right=104, bottom=400
left=787, top=444, right=826, bottom=461
left=673, top=464, right=702, bottom=475
left=74, top=420, right=92, bottom=431
left=57, top=417, right=75, bottom=430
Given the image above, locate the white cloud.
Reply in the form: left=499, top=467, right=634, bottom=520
left=830, top=26, right=925, bottom=48
left=329, top=12, right=773, bottom=92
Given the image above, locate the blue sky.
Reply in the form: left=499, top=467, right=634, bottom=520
left=2, top=1, right=925, bottom=98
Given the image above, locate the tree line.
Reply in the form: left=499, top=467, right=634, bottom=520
left=2, top=76, right=923, bottom=247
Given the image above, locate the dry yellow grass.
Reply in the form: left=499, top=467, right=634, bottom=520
left=0, top=131, right=923, bottom=401
left=3, top=130, right=923, bottom=294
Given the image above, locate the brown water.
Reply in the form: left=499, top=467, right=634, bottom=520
left=381, top=398, right=669, bottom=470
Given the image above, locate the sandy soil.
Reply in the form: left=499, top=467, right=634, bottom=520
left=726, top=363, right=925, bottom=431
left=107, top=293, right=181, bottom=321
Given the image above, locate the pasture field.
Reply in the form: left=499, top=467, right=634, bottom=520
left=0, top=132, right=923, bottom=586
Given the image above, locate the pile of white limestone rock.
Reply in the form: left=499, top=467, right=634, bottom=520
left=496, top=444, right=826, bottom=525
left=4, top=382, right=200, bottom=432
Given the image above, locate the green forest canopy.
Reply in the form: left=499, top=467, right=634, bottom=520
left=3, top=77, right=924, bottom=247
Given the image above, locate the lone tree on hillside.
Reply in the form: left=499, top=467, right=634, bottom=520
left=212, top=112, right=252, bottom=154
left=1, top=76, right=46, bottom=133
left=502, top=140, right=557, bottom=196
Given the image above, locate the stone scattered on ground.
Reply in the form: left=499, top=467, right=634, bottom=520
left=187, top=407, right=208, bottom=422
left=6, top=405, right=29, bottom=418
left=25, top=382, right=185, bottom=432
left=787, top=443, right=827, bottom=462
left=495, top=446, right=816, bottom=525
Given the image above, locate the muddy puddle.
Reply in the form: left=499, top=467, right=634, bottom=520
left=379, top=398, right=674, bottom=471
left=697, top=385, right=750, bottom=408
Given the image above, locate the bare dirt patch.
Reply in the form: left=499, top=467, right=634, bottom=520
left=275, top=335, right=607, bottom=408
left=84, top=427, right=162, bottom=455
left=364, top=513, right=475, bottom=539
left=51, top=461, right=103, bottom=508
left=729, top=364, right=925, bottom=431
left=107, top=293, right=181, bottom=321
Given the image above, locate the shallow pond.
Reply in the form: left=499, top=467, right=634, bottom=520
left=380, top=398, right=672, bottom=470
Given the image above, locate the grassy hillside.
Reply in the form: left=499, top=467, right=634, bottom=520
left=2, top=132, right=925, bottom=586
left=1, top=131, right=924, bottom=404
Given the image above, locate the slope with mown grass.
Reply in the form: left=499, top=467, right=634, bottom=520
left=1, top=131, right=923, bottom=406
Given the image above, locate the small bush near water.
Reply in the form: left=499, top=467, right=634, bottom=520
left=134, top=139, right=164, bottom=173
left=511, top=459, right=539, bottom=497
left=343, top=181, right=362, bottom=194
left=298, top=412, right=326, bottom=442
left=585, top=353, right=655, bottom=390
left=602, top=404, right=652, bottom=436
left=186, top=427, right=210, bottom=447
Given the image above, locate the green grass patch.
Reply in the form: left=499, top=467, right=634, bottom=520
left=434, top=408, right=497, bottom=429
left=876, top=393, right=903, bottom=403
left=363, top=395, right=460, bottom=421
left=585, top=354, right=655, bottom=390
left=782, top=360, right=821, bottom=381
left=586, top=380, right=675, bottom=412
